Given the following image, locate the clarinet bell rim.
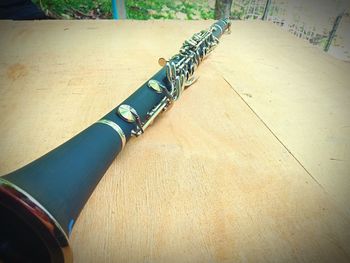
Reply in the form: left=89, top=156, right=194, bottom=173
left=0, top=178, right=72, bottom=263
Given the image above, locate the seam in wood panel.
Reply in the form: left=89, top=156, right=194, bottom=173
left=221, top=76, right=326, bottom=191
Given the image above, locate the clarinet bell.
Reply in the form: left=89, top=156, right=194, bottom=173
left=0, top=178, right=72, bottom=263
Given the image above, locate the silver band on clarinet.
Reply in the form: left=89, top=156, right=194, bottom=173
left=96, top=119, right=126, bottom=149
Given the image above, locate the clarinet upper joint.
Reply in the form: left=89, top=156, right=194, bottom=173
left=164, top=18, right=230, bottom=101
left=117, top=19, right=230, bottom=137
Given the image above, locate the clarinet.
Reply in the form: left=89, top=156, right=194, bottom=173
left=0, top=19, right=230, bottom=263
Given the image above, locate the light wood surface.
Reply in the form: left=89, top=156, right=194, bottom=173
left=0, top=20, right=349, bottom=263
left=213, top=21, right=350, bottom=217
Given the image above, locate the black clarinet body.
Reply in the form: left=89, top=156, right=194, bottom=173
left=0, top=19, right=230, bottom=263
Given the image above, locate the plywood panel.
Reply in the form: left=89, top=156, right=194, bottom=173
left=213, top=20, right=350, bottom=217
left=0, top=20, right=349, bottom=263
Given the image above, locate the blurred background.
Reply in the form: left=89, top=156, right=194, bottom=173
left=2, top=0, right=350, bottom=61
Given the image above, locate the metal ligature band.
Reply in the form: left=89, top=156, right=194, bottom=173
left=0, top=19, right=230, bottom=263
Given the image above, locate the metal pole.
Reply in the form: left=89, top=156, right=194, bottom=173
left=324, top=11, right=345, bottom=52
left=112, top=0, right=119, bottom=19
left=262, top=0, right=272, bottom=20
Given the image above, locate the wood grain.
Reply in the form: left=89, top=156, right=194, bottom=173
left=213, top=20, right=350, bottom=217
left=0, top=20, right=349, bottom=263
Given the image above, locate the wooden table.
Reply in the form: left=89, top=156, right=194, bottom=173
left=0, top=20, right=349, bottom=263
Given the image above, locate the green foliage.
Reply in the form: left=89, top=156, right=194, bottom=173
left=33, top=0, right=112, bottom=18
left=33, top=0, right=214, bottom=20
left=126, top=0, right=214, bottom=20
